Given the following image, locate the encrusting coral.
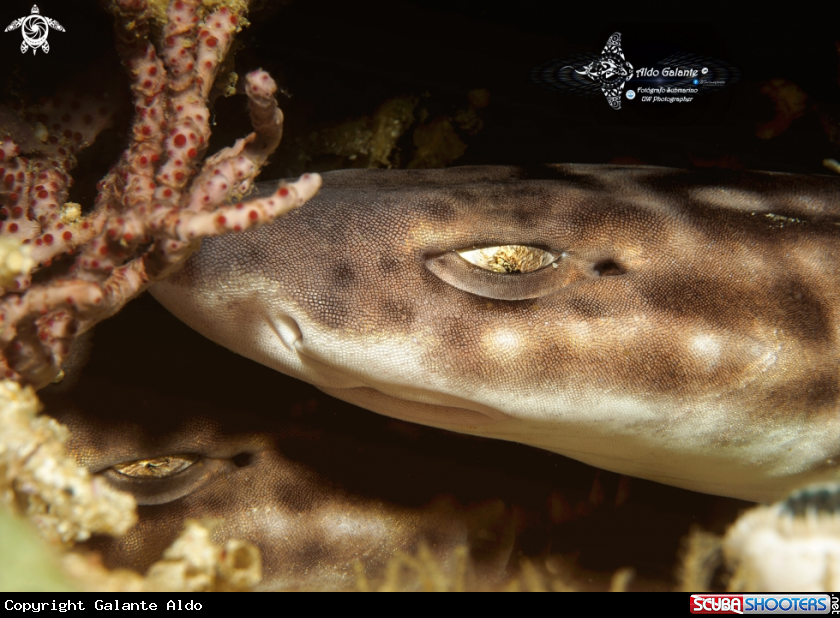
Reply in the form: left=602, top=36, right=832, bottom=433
left=672, top=483, right=840, bottom=593
left=0, top=0, right=319, bottom=591
left=61, top=519, right=262, bottom=592
left=724, top=483, right=840, bottom=592
left=0, top=379, right=136, bottom=545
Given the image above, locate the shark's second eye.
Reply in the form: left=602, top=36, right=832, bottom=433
left=112, top=454, right=198, bottom=479
left=456, top=245, right=558, bottom=273
left=102, top=454, right=233, bottom=505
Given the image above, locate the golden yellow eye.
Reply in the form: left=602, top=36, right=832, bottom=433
left=456, top=245, right=558, bottom=273
left=111, top=454, right=198, bottom=479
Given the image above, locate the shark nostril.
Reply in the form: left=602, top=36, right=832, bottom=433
left=273, top=313, right=304, bottom=351
left=231, top=453, right=253, bottom=468
left=593, top=259, right=624, bottom=277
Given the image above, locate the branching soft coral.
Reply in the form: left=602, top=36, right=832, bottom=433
left=0, top=0, right=318, bottom=582
left=0, top=0, right=321, bottom=389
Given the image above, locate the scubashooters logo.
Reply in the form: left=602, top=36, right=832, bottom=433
left=531, top=33, right=739, bottom=111
left=689, top=594, right=832, bottom=615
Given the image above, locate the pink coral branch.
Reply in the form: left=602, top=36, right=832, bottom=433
left=0, top=0, right=321, bottom=388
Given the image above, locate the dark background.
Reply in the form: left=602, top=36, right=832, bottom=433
left=1, top=1, right=838, bottom=178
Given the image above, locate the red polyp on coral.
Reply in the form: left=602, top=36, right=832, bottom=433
left=0, top=0, right=321, bottom=388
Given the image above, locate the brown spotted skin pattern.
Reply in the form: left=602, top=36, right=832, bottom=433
left=49, top=375, right=530, bottom=591
left=152, top=165, right=840, bottom=503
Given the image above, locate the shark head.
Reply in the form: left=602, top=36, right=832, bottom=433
left=151, top=165, right=840, bottom=503
left=49, top=372, right=534, bottom=590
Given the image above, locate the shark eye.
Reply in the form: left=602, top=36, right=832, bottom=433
left=456, top=245, right=558, bottom=273
left=111, top=454, right=199, bottom=479
left=101, top=454, right=234, bottom=505
left=426, top=245, right=571, bottom=301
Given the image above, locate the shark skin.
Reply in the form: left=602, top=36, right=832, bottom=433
left=47, top=373, right=541, bottom=590
left=151, top=164, right=840, bottom=503
left=46, top=295, right=724, bottom=591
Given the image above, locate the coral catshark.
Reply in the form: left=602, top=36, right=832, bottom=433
left=151, top=164, right=840, bottom=503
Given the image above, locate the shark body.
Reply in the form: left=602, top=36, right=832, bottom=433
left=151, top=164, right=840, bottom=503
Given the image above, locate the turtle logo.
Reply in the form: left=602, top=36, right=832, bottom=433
left=5, top=5, right=65, bottom=55
left=573, top=33, right=634, bottom=110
